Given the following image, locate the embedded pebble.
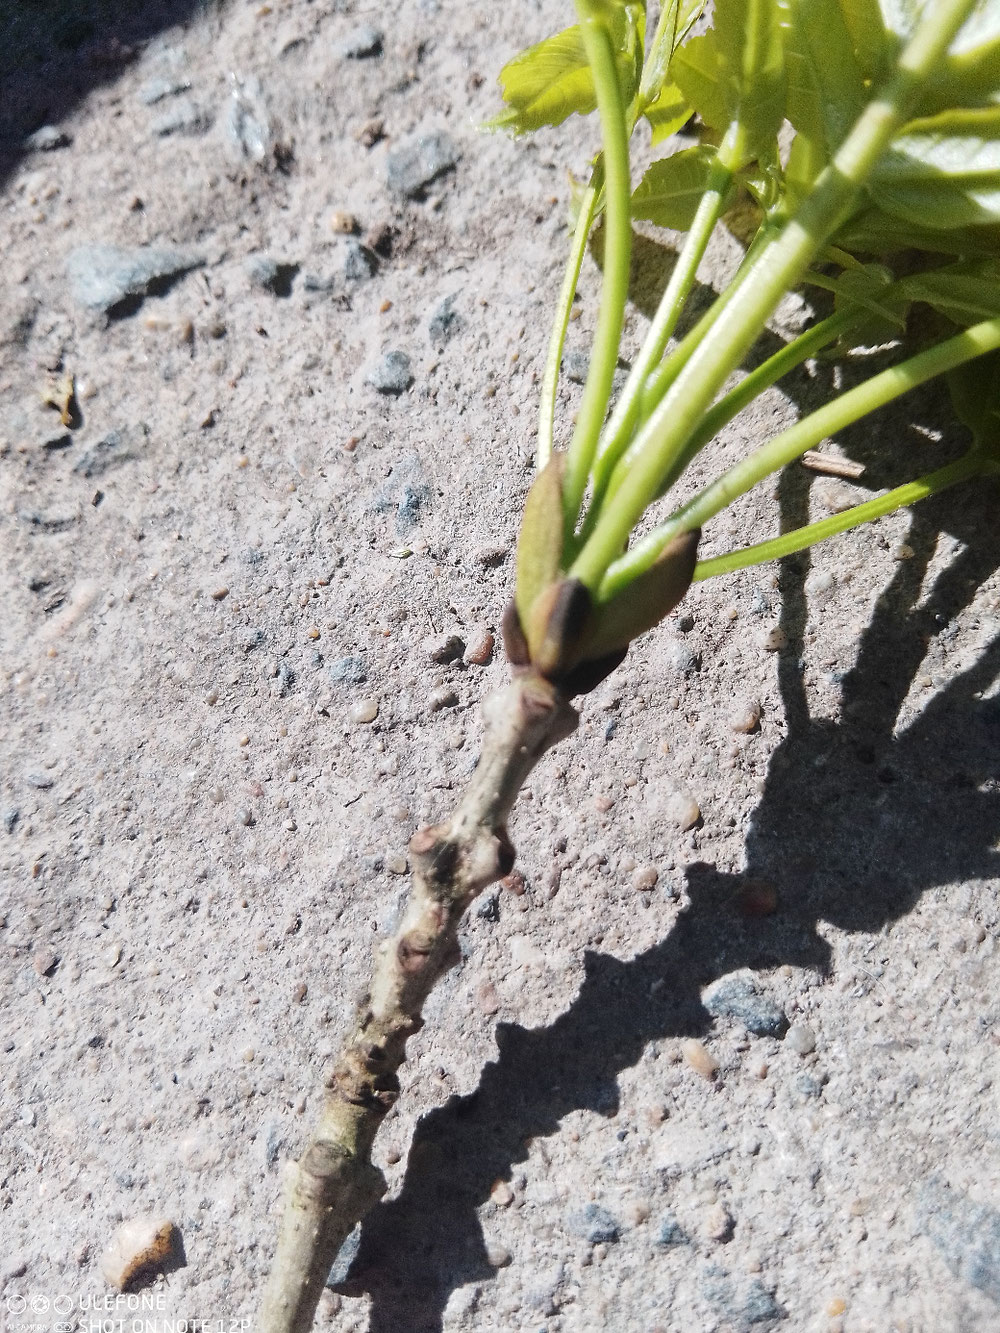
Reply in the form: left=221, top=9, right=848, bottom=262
left=918, top=1178, right=1000, bottom=1303
left=729, top=698, right=761, bottom=733
left=32, top=948, right=58, bottom=977
left=26, top=772, right=54, bottom=789
left=490, top=1179, right=514, bottom=1207
left=784, top=1023, right=816, bottom=1055
left=568, top=1203, right=620, bottom=1244
left=387, top=129, right=458, bottom=199
left=464, top=630, right=494, bottom=666
left=385, top=854, right=408, bottom=876
left=246, top=255, right=298, bottom=296
left=702, top=1269, right=785, bottom=1325
left=343, top=240, right=377, bottom=281
left=486, top=1242, right=512, bottom=1268
left=327, top=1225, right=362, bottom=1286
left=562, top=349, right=589, bottom=383
left=655, top=1214, right=688, bottom=1247
left=66, top=244, right=204, bottom=314
left=703, top=974, right=788, bottom=1038
left=666, top=790, right=701, bottom=830
left=631, top=866, right=659, bottom=892
left=703, top=1202, right=735, bottom=1242
left=26, top=125, right=71, bottom=151
left=365, top=350, right=413, bottom=394
left=663, top=638, right=700, bottom=675
left=681, top=1038, right=718, bottom=1079
left=226, top=78, right=273, bottom=163
left=473, top=545, right=507, bottom=568
left=100, top=1217, right=179, bottom=1290
left=338, top=25, right=384, bottom=58
left=328, top=655, right=368, bottom=684
left=428, top=293, right=462, bottom=348
left=3, top=808, right=19, bottom=834
left=329, top=210, right=357, bottom=234
left=430, top=686, right=459, bottom=711
left=349, top=699, right=379, bottom=724
left=762, top=626, right=788, bottom=652
left=236, top=628, right=266, bottom=652
left=424, top=633, right=465, bottom=664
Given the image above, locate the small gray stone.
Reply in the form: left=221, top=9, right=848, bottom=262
left=302, top=273, right=337, bottom=293
left=3, top=809, right=19, bottom=834
left=26, top=125, right=71, bottom=151
left=562, top=349, right=589, bottom=384
left=343, top=240, right=377, bottom=281
left=246, top=255, right=298, bottom=297
left=338, top=24, right=383, bottom=58
left=366, top=350, right=413, bottom=395
left=919, top=1178, right=1000, bottom=1303
left=139, top=75, right=192, bottom=105
left=26, top=772, right=54, bottom=789
left=327, top=1224, right=362, bottom=1287
left=794, top=1072, right=824, bottom=1099
left=655, top=1214, right=688, bottom=1247
left=328, top=655, right=368, bottom=685
left=226, top=79, right=273, bottom=163
left=428, top=294, right=461, bottom=348
left=73, top=424, right=150, bottom=479
left=703, top=975, right=789, bottom=1038
left=702, top=1268, right=785, bottom=1327
left=66, top=244, right=204, bottom=315
left=663, top=638, right=701, bottom=676
left=373, top=454, right=430, bottom=530
left=567, top=1203, right=620, bottom=1244
left=150, top=97, right=212, bottom=137
left=387, top=130, right=458, bottom=199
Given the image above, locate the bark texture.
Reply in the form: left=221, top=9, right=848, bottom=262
left=259, top=671, right=579, bottom=1333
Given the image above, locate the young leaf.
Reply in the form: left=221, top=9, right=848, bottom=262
left=895, top=260, right=1000, bottom=326
left=631, top=145, right=723, bottom=229
left=487, top=4, right=646, bottom=136
left=868, top=106, right=1000, bottom=231
left=642, top=82, right=692, bottom=144
left=779, top=0, right=867, bottom=152
left=515, top=453, right=566, bottom=632
left=583, top=529, right=700, bottom=657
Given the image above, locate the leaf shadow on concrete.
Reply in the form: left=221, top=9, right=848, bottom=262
left=0, top=0, right=208, bottom=190
left=334, top=317, right=1000, bottom=1331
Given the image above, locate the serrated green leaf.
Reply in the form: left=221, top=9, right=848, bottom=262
left=869, top=106, right=1000, bottom=230
left=487, top=5, right=646, bottom=136
left=779, top=0, right=866, bottom=152
left=643, top=81, right=692, bottom=144
left=671, top=29, right=730, bottom=135
left=640, top=0, right=708, bottom=106
left=631, top=145, right=720, bottom=229
left=515, top=453, right=566, bottom=630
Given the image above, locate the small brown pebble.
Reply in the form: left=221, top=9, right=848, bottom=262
left=729, top=698, right=761, bottom=733
left=329, top=210, right=358, bottom=234
left=32, top=948, right=58, bottom=976
left=490, top=1179, right=514, bottom=1207
left=631, top=866, right=659, bottom=893
left=356, top=118, right=385, bottom=148
left=342, top=435, right=360, bottom=452
left=703, top=1202, right=735, bottom=1242
left=681, top=1038, right=718, bottom=1079
left=736, top=881, right=777, bottom=917
left=473, top=545, right=508, bottom=568
left=465, top=630, right=495, bottom=666
left=477, top=981, right=500, bottom=1015
left=594, top=794, right=615, bottom=813
left=292, top=982, right=307, bottom=1003
left=211, top=585, right=230, bottom=601
left=827, top=1297, right=847, bottom=1316
left=501, top=870, right=527, bottom=896
left=379, top=299, right=393, bottom=314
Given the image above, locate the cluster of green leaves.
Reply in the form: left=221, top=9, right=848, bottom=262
left=489, top=0, right=1000, bottom=691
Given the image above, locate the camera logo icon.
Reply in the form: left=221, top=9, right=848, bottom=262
left=29, top=1296, right=50, bottom=1314
left=52, top=1299, right=74, bottom=1317
left=7, top=1296, right=27, bottom=1315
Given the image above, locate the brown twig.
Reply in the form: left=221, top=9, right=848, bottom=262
left=259, top=670, right=578, bottom=1333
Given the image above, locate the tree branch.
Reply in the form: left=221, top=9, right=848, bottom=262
left=259, top=670, right=579, bottom=1333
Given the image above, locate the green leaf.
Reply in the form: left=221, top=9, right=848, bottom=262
left=631, top=145, right=721, bottom=229
left=640, top=0, right=708, bottom=106
left=672, top=0, right=785, bottom=166
left=803, top=262, right=909, bottom=340
left=835, top=205, right=1000, bottom=256
left=779, top=0, right=867, bottom=152
left=487, top=5, right=646, bottom=136
left=895, top=260, right=1000, bottom=325
left=642, top=81, right=692, bottom=144
left=868, top=106, right=1000, bottom=230
left=947, top=350, right=1000, bottom=456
